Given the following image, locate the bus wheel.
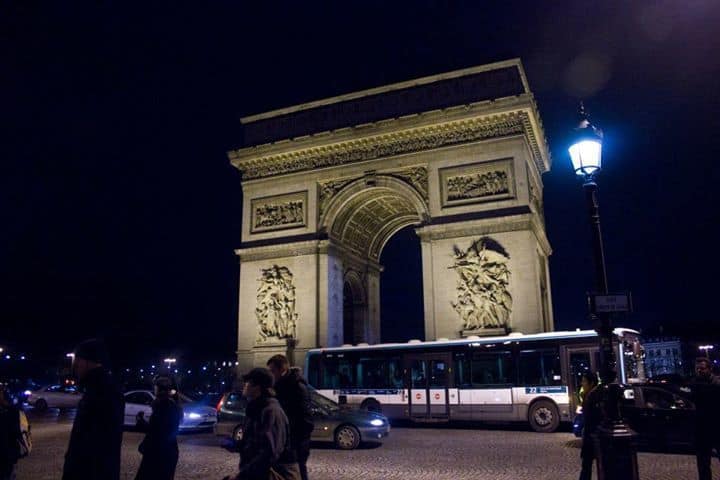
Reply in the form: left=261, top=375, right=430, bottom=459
left=529, top=400, right=560, bottom=433
left=360, top=399, right=382, bottom=413
left=334, top=424, right=361, bottom=450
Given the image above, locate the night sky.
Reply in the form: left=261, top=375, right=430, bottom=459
left=2, top=1, right=720, bottom=365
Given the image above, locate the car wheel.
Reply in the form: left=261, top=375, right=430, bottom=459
left=334, top=424, right=361, bottom=450
left=529, top=400, right=560, bottom=433
left=35, top=399, right=48, bottom=412
left=360, top=399, right=382, bottom=413
left=232, top=425, right=244, bottom=445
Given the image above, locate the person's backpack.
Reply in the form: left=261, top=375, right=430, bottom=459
left=18, top=409, right=32, bottom=457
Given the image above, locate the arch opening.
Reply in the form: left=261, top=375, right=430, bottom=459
left=324, top=176, right=428, bottom=345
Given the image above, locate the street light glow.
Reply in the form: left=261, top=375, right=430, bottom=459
left=569, top=139, right=602, bottom=176
left=569, top=103, right=603, bottom=178
left=66, top=353, right=75, bottom=358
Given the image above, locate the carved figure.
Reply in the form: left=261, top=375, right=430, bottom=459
left=449, top=237, right=513, bottom=330
left=255, top=265, right=298, bottom=342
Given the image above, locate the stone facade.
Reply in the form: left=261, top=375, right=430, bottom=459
left=230, top=59, right=554, bottom=371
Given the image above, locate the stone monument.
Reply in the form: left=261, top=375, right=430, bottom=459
left=229, top=58, right=553, bottom=371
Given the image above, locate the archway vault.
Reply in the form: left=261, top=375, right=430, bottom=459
left=321, top=175, right=429, bottom=262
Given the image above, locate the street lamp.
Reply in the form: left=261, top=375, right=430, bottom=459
left=163, top=358, right=176, bottom=370
left=698, top=345, right=714, bottom=358
left=569, top=103, right=639, bottom=480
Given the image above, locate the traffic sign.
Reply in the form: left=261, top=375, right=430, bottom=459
left=590, top=293, right=632, bottom=313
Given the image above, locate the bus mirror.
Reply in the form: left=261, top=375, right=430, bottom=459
left=338, top=395, right=347, bottom=405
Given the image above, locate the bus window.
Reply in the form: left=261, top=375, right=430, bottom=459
left=307, top=354, right=320, bottom=387
left=429, top=359, right=448, bottom=388
left=454, top=353, right=471, bottom=387
left=518, top=349, right=562, bottom=386
left=410, top=359, right=427, bottom=388
left=357, top=356, right=385, bottom=389
left=471, top=351, right=512, bottom=386
left=321, top=356, right=356, bottom=389
left=387, top=357, right=404, bottom=389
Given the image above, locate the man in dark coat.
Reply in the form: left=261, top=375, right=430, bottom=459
left=0, top=383, right=22, bottom=480
left=578, top=371, right=601, bottom=480
left=134, top=376, right=183, bottom=480
left=267, top=355, right=314, bottom=480
left=691, top=357, right=720, bottom=480
left=224, top=367, right=300, bottom=480
left=62, top=339, right=125, bottom=480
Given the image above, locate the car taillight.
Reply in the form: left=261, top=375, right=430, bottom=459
left=216, top=397, right=224, bottom=412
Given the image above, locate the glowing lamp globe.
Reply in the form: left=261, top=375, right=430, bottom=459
left=569, top=104, right=603, bottom=178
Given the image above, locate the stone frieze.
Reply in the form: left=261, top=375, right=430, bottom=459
left=235, top=113, right=530, bottom=180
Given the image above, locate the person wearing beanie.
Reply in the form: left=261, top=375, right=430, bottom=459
left=62, top=339, right=124, bottom=480
left=224, top=367, right=300, bottom=480
left=134, top=376, right=183, bottom=480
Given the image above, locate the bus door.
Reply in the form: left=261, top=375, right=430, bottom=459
left=406, top=354, right=451, bottom=419
left=563, top=346, right=599, bottom=413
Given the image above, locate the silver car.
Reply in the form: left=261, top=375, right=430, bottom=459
left=28, top=384, right=81, bottom=411
left=123, top=390, right=217, bottom=431
left=215, top=387, right=390, bottom=450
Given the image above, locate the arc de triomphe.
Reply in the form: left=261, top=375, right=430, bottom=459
left=229, top=59, right=553, bottom=370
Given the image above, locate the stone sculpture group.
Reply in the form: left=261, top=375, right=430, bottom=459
left=449, top=237, right=513, bottom=330
left=255, top=265, right=298, bottom=341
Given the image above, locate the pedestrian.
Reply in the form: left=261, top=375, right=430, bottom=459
left=62, top=339, right=125, bottom=480
left=134, top=376, right=183, bottom=480
left=223, top=367, right=300, bottom=480
left=267, top=355, right=314, bottom=480
left=0, top=383, right=24, bottom=480
left=578, top=371, right=601, bottom=480
left=691, top=357, right=720, bottom=480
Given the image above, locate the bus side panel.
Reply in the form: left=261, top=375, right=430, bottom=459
left=512, top=387, right=572, bottom=422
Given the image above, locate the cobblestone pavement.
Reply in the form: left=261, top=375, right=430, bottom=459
left=16, top=412, right=718, bottom=480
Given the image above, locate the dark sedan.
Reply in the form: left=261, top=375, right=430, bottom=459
left=574, top=383, right=695, bottom=451
left=215, top=387, right=390, bottom=450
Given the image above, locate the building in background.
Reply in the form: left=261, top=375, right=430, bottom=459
left=643, top=337, right=683, bottom=378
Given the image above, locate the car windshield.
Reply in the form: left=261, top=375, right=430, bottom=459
left=309, top=388, right=339, bottom=412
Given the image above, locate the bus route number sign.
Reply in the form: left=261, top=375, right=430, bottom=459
left=590, top=293, right=632, bottom=313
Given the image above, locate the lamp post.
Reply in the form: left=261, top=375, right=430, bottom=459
left=698, top=345, right=714, bottom=359
left=568, top=103, right=639, bottom=480
left=163, top=358, right=176, bottom=371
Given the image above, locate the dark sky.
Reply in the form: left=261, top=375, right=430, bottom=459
left=2, top=1, right=720, bottom=364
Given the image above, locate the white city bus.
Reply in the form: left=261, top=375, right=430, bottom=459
left=304, top=328, right=645, bottom=432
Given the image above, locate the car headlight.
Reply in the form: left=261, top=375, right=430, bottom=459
left=370, top=419, right=384, bottom=426
left=24, top=390, right=32, bottom=396
left=186, top=412, right=203, bottom=420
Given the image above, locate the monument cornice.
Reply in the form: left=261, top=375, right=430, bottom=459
left=229, top=95, right=550, bottom=181
left=234, top=240, right=320, bottom=262
left=415, top=212, right=550, bottom=253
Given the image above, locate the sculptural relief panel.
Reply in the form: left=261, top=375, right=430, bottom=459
left=251, top=191, right=307, bottom=233
left=440, top=158, right=515, bottom=208
left=255, top=265, right=299, bottom=343
left=448, top=237, right=513, bottom=331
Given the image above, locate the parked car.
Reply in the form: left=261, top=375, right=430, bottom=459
left=28, top=383, right=81, bottom=411
left=573, top=383, right=695, bottom=451
left=123, top=390, right=217, bottom=431
left=214, top=387, right=390, bottom=450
